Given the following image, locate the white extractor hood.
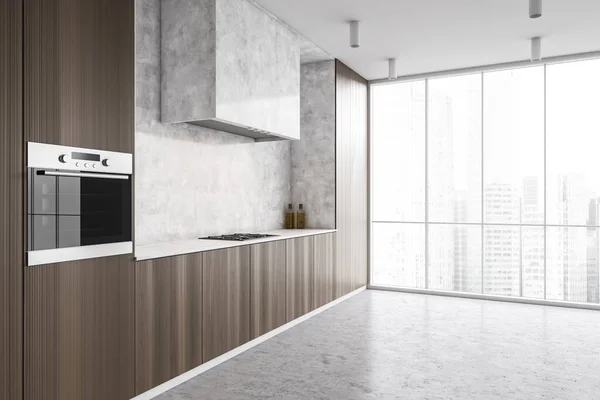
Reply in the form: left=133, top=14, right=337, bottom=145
left=160, top=0, right=301, bottom=141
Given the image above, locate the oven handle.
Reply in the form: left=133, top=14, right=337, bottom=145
left=36, top=170, right=130, bottom=180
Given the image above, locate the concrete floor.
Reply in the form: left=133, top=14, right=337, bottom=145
left=157, top=290, right=600, bottom=400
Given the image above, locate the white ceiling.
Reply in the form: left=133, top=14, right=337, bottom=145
left=254, top=0, right=600, bottom=80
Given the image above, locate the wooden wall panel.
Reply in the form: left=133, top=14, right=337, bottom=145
left=203, top=247, right=250, bottom=362
left=286, top=236, right=314, bottom=321
left=24, top=255, right=135, bottom=400
left=314, top=233, right=336, bottom=308
left=0, top=1, right=23, bottom=399
left=250, top=241, right=287, bottom=339
left=23, top=0, right=134, bottom=152
left=135, top=254, right=203, bottom=395
left=335, top=60, right=368, bottom=294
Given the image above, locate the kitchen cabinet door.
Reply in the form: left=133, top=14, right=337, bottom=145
left=135, top=254, right=203, bottom=395
left=24, top=255, right=135, bottom=400
left=314, top=233, right=336, bottom=308
left=202, top=246, right=250, bottom=362
left=250, top=241, right=286, bottom=339
left=286, top=236, right=315, bottom=321
left=24, top=0, right=134, bottom=152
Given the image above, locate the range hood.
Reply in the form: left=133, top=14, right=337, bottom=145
left=161, top=0, right=300, bottom=141
left=189, top=119, right=297, bottom=142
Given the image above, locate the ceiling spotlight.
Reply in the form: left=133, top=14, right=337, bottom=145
left=531, top=37, right=542, bottom=61
left=388, top=58, right=397, bottom=80
left=529, top=0, right=542, bottom=18
left=349, top=20, right=360, bottom=48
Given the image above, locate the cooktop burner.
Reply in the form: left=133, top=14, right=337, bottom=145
left=200, top=233, right=279, bottom=241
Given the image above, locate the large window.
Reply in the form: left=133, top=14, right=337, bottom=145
left=371, top=58, right=600, bottom=305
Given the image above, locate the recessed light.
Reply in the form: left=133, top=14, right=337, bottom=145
left=529, top=0, right=542, bottom=18
left=388, top=58, right=397, bottom=80
left=349, top=20, right=360, bottom=48
left=531, top=37, right=542, bottom=61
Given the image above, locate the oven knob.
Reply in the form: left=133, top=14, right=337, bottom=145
left=58, top=154, right=70, bottom=163
left=75, top=162, right=81, bottom=168
left=102, top=159, right=110, bottom=167
left=84, top=163, right=89, bottom=168
left=91, top=163, right=97, bottom=168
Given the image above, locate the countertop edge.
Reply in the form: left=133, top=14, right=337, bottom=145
left=134, top=229, right=337, bottom=262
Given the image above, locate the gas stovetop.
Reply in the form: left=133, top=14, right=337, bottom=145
left=200, top=233, right=279, bottom=241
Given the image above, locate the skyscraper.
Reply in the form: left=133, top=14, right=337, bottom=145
left=521, top=177, right=544, bottom=299
left=483, top=183, right=521, bottom=296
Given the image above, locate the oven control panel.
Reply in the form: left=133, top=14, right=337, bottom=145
left=28, top=142, right=132, bottom=174
left=58, top=153, right=111, bottom=170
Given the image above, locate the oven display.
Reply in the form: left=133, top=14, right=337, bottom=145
left=71, top=152, right=100, bottom=162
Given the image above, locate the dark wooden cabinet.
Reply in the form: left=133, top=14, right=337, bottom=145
left=202, top=247, right=250, bottom=362
left=19, top=233, right=338, bottom=398
left=24, top=255, right=135, bottom=400
left=23, top=0, right=134, bottom=153
left=314, top=233, right=336, bottom=308
left=250, top=241, right=287, bottom=339
left=286, top=236, right=315, bottom=321
left=335, top=60, right=368, bottom=294
left=1, top=2, right=24, bottom=400
left=135, top=254, right=203, bottom=395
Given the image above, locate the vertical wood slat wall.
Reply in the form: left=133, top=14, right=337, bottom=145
left=335, top=60, right=369, bottom=294
left=0, top=1, right=24, bottom=399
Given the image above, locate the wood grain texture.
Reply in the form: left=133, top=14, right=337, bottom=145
left=250, top=241, right=287, bottom=339
left=135, top=254, right=203, bottom=395
left=0, top=1, right=23, bottom=399
left=314, top=233, right=336, bottom=308
left=24, top=255, right=135, bottom=400
left=23, top=0, right=134, bottom=152
left=286, top=236, right=315, bottom=321
left=335, top=60, right=368, bottom=295
left=203, top=247, right=250, bottom=363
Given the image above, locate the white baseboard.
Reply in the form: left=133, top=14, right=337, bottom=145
left=131, top=286, right=367, bottom=400
left=368, top=284, right=600, bottom=311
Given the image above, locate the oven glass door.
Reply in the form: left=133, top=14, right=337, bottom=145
left=28, top=168, right=132, bottom=251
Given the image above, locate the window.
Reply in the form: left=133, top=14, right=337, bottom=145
left=484, top=67, right=544, bottom=225
left=371, top=58, right=600, bottom=305
left=428, top=74, right=482, bottom=223
left=372, top=81, right=425, bottom=222
left=546, top=60, right=600, bottom=226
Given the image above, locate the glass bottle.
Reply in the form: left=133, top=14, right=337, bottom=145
left=285, top=204, right=294, bottom=229
left=296, top=203, right=306, bottom=229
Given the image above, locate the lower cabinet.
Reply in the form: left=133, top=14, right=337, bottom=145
left=250, top=241, right=287, bottom=339
left=24, top=255, right=135, bottom=400
left=126, top=233, right=340, bottom=395
left=286, top=236, right=315, bottom=321
left=202, top=246, right=250, bottom=362
left=314, top=233, right=336, bottom=308
left=135, top=254, right=203, bottom=395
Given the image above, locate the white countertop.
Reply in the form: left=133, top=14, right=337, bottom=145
left=135, top=229, right=337, bottom=261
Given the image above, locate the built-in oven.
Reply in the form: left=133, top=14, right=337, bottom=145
left=27, top=142, right=133, bottom=266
